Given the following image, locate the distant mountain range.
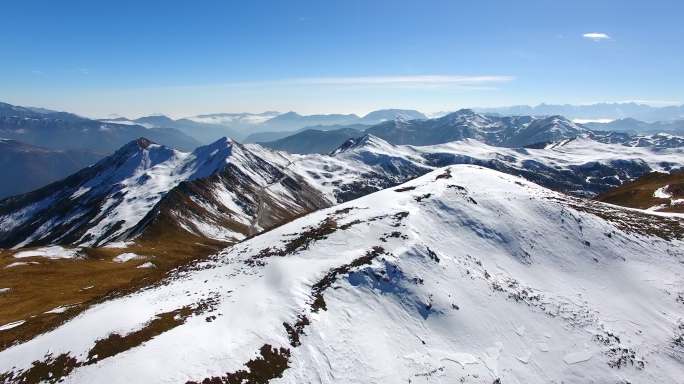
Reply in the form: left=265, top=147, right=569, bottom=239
left=102, top=115, right=246, bottom=145
left=474, top=102, right=684, bottom=122
left=241, top=109, right=426, bottom=133
left=111, top=109, right=428, bottom=144
left=4, top=100, right=684, bottom=201
left=256, top=109, right=684, bottom=154
left=0, top=102, right=199, bottom=153
left=584, top=118, right=684, bottom=135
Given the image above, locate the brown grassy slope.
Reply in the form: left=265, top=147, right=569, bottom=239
left=596, top=169, right=684, bottom=213
left=0, top=231, right=227, bottom=352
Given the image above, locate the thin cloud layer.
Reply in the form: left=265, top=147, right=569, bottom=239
left=149, top=75, right=516, bottom=92
left=582, top=32, right=611, bottom=41
left=288, top=75, right=515, bottom=86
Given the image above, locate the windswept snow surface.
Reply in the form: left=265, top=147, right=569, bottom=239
left=13, top=245, right=81, bottom=259
left=112, top=253, right=144, bottom=263
left=1, top=165, right=682, bottom=383
left=654, top=185, right=673, bottom=199
left=0, top=320, right=25, bottom=331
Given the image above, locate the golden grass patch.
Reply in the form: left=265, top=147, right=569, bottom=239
left=0, top=231, right=228, bottom=351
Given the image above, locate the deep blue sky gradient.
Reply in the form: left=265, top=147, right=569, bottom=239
left=1, top=0, right=682, bottom=117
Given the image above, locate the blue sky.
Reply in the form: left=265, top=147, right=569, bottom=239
left=1, top=0, right=682, bottom=118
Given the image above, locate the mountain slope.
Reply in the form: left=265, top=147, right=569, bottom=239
left=1, top=166, right=681, bottom=383
left=129, top=139, right=330, bottom=243
left=597, top=169, right=684, bottom=214
left=0, top=139, right=102, bottom=199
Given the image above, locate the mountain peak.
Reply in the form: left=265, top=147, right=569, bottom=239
left=455, top=108, right=476, bottom=114
left=331, top=134, right=391, bottom=155
left=361, top=109, right=427, bottom=123
left=441, top=108, right=481, bottom=120
left=115, top=137, right=159, bottom=155
left=135, top=137, right=153, bottom=149
left=197, top=136, right=234, bottom=152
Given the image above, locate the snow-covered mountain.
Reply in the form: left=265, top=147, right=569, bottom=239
left=1, top=165, right=682, bottom=383
left=247, top=110, right=684, bottom=155
left=2, top=134, right=683, bottom=249
left=286, top=134, right=684, bottom=200
left=0, top=138, right=329, bottom=248
left=590, top=131, right=684, bottom=149
left=365, top=109, right=589, bottom=147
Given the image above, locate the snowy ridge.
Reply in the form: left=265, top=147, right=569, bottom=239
left=1, top=165, right=682, bottom=383
left=2, top=134, right=684, bottom=249
left=0, top=138, right=257, bottom=247
left=284, top=134, right=684, bottom=202
left=364, top=109, right=591, bottom=147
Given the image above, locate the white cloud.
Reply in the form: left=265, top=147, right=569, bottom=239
left=582, top=32, right=611, bottom=42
